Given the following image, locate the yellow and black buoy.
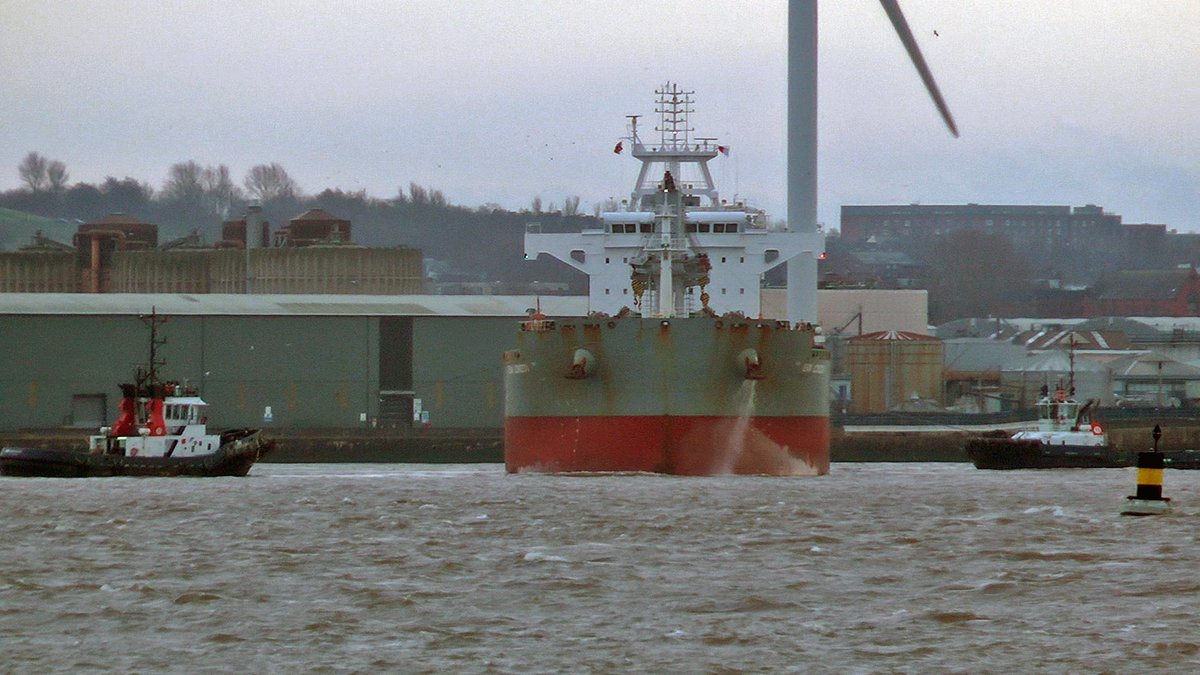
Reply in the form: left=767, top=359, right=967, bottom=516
left=1121, top=424, right=1171, bottom=516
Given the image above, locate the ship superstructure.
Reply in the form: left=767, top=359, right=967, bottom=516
left=525, top=83, right=824, bottom=319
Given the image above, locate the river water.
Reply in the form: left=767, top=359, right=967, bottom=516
left=4, top=463, right=1200, bottom=673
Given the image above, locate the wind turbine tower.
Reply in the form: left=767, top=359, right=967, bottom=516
left=786, top=0, right=958, bottom=324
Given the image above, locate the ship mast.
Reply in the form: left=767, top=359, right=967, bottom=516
left=136, top=307, right=168, bottom=394
left=628, top=83, right=721, bottom=210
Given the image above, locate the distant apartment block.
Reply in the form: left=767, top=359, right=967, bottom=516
left=840, top=203, right=1165, bottom=252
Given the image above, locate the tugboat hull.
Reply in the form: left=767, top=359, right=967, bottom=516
left=0, top=430, right=272, bottom=478
left=965, top=437, right=1130, bottom=470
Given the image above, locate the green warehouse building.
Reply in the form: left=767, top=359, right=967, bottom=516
left=0, top=294, right=587, bottom=460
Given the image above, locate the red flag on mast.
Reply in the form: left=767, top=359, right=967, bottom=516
left=613, top=141, right=623, bottom=154
left=717, top=145, right=729, bottom=156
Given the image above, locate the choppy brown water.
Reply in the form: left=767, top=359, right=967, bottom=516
left=4, top=463, right=1200, bottom=673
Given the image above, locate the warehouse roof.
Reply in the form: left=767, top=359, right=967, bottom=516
left=0, top=293, right=590, bottom=317
left=942, top=338, right=1028, bottom=375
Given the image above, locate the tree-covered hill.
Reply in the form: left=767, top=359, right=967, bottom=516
left=1, top=155, right=589, bottom=290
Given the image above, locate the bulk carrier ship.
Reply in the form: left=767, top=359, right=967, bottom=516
left=504, top=84, right=829, bottom=475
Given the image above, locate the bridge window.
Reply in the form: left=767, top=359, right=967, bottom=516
left=686, top=223, right=697, bottom=233
left=640, top=223, right=652, bottom=233
left=727, top=223, right=738, bottom=232
left=714, top=223, right=725, bottom=233
left=625, top=224, right=636, bottom=233
left=570, top=250, right=585, bottom=263
left=699, top=223, right=710, bottom=233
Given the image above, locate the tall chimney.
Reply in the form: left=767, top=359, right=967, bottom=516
left=245, top=204, right=263, bottom=249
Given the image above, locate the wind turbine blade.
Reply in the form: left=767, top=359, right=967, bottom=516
left=878, top=0, right=959, bottom=137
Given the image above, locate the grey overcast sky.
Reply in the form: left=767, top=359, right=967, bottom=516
left=3, top=1, right=1199, bottom=231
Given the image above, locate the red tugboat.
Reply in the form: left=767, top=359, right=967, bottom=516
left=0, top=310, right=271, bottom=478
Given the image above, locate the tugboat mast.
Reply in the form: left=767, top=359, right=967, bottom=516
left=136, top=307, right=168, bottom=394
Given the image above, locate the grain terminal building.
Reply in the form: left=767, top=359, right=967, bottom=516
left=0, top=294, right=586, bottom=458
left=0, top=209, right=424, bottom=295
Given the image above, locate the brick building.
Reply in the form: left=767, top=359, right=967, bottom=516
left=1085, top=267, right=1200, bottom=317
left=840, top=203, right=1125, bottom=246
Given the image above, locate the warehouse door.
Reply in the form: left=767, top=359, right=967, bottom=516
left=71, top=394, right=107, bottom=428
left=379, top=317, right=414, bottom=429
left=378, top=391, right=414, bottom=429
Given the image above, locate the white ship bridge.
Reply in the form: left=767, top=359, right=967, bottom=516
left=525, top=83, right=823, bottom=319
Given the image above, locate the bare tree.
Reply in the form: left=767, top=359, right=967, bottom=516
left=161, top=161, right=209, bottom=229
left=927, top=229, right=1031, bottom=321
left=563, top=195, right=581, bottom=216
left=244, top=163, right=298, bottom=203
left=409, top=182, right=428, bottom=204
left=201, top=164, right=241, bottom=219
left=17, top=151, right=49, bottom=192
left=161, top=161, right=206, bottom=204
left=400, top=182, right=445, bottom=207
left=530, top=196, right=542, bottom=213
left=46, top=160, right=69, bottom=194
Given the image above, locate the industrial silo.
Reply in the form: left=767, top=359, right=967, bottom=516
left=847, top=330, right=944, bottom=414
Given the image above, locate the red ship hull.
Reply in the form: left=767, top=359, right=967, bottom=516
left=505, top=414, right=830, bottom=476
